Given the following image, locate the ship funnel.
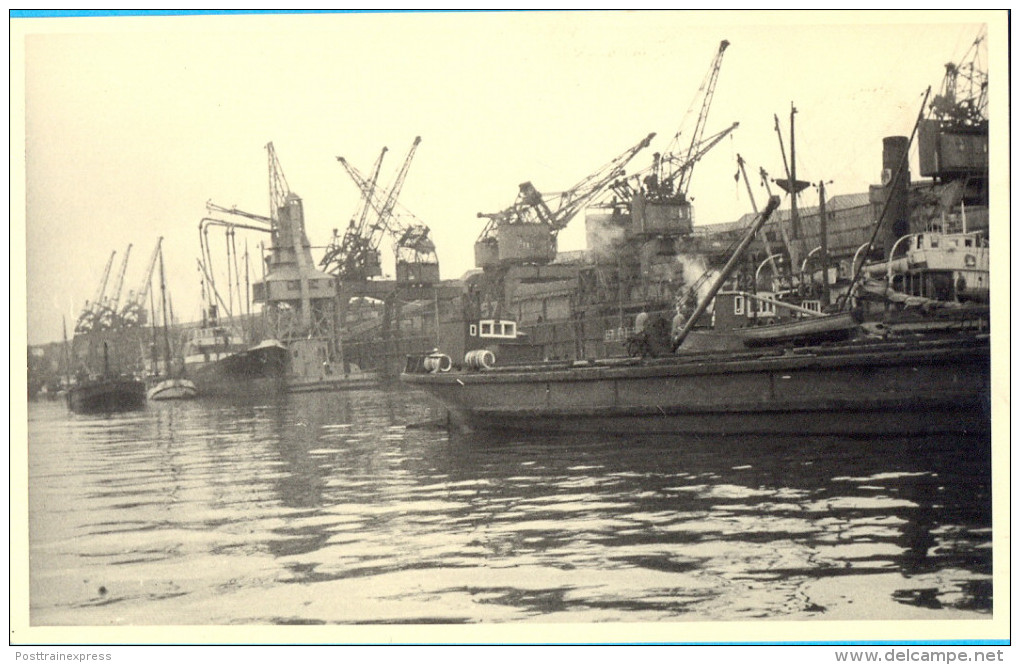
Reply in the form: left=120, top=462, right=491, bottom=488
left=881, top=136, right=911, bottom=258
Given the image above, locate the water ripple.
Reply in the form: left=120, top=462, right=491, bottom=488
left=27, top=391, right=992, bottom=625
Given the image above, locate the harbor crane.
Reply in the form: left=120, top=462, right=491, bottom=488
left=475, top=132, right=655, bottom=267
left=929, top=28, right=987, bottom=128
left=267, top=141, right=293, bottom=241
left=323, top=145, right=389, bottom=280
left=320, top=144, right=391, bottom=280
left=74, top=250, right=116, bottom=333
left=639, top=39, right=738, bottom=204
left=323, top=136, right=438, bottom=283
left=596, top=41, right=736, bottom=245
left=97, top=243, right=132, bottom=328
left=202, top=142, right=340, bottom=366
left=119, top=239, right=164, bottom=327
left=205, top=200, right=272, bottom=226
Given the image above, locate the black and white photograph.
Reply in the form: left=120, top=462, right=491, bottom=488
left=12, top=9, right=1008, bottom=650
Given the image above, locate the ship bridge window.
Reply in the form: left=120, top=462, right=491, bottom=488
left=479, top=320, right=516, bottom=339
left=469, top=324, right=478, bottom=336
left=964, top=238, right=973, bottom=247
left=758, top=297, right=777, bottom=317
left=916, top=235, right=924, bottom=249
left=733, top=295, right=745, bottom=316
left=930, top=235, right=939, bottom=248
left=803, top=300, right=822, bottom=313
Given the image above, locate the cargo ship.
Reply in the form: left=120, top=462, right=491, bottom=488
left=181, top=319, right=289, bottom=397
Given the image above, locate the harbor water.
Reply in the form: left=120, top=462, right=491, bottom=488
left=27, top=387, right=992, bottom=625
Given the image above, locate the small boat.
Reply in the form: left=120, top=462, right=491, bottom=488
left=146, top=377, right=198, bottom=401
left=67, top=374, right=146, bottom=414
left=145, top=241, right=198, bottom=402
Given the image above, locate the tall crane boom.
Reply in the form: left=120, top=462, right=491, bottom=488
left=678, top=39, right=729, bottom=195
left=474, top=132, right=653, bottom=268
left=95, top=243, right=133, bottom=328
left=338, top=138, right=423, bottom=246
left=377, top=136, right=421, bottom=236
left=642, top=39, right=734, bottom=202
left=335, top=159, right=388, bottom=246
left=92, top=250, right=116, bottom=315
left=107, top=243, right=133, bottom=313
left=205, top=200, right=273, bottom=226
left=75, top=250, right=116, bottom=332
left=553, top=131, right=656, bottom=231
left=324, top=137, right=434, bottom=281
left=354, top=147, right=388, bottom=239
left=134, top=239, right=162, bottom=311
left=478, top=132, right=655, bottom=241
left=267, top=141, right=291, bottom=227
left=118, top=238, right=164, bottom=326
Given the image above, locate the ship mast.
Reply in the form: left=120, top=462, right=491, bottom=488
left=157, top=238, right=172, bottom=376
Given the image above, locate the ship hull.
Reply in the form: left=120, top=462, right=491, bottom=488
left=402, top=336, right=991, bottom=436
left=187, top=342, right=289, bottom=397
left=67, top=377, right=147, bottom=414
left=286, top=372, right=382, bottom=393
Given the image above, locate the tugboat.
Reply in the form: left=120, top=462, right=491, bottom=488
left=856, top=226, right=990, bottom=334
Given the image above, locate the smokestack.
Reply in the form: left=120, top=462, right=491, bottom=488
left=882, top=136, right=910, bottom=258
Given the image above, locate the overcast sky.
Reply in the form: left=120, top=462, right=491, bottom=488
left=14, top=10, right=1001, bottom=345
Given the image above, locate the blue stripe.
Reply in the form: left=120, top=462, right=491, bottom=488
left=40, top=641, right=1009, bottom=647
left=9, top=9, right=419, bottom=19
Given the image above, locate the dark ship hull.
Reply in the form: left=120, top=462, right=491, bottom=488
left=188, top=340, right=290, bottom=397
left=67, top=376, right=147, bottom=414
left=402, top=334, right=991, bottom=436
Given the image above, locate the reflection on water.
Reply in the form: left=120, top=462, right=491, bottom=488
left=27, top=387, right=992, bottom=625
